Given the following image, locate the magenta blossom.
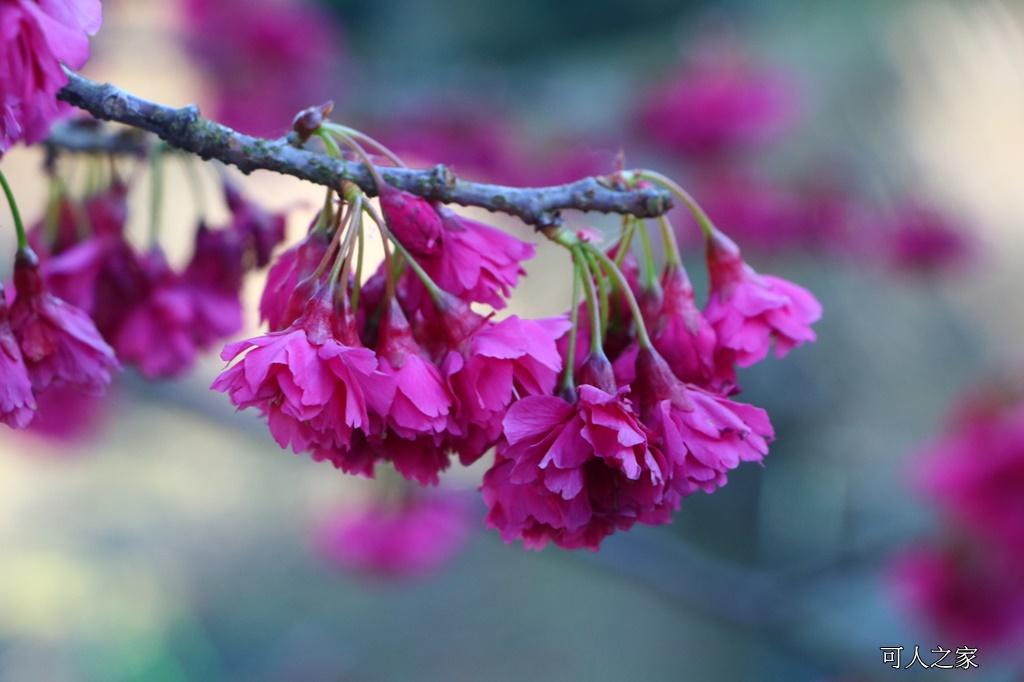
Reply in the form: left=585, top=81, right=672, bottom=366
left=408, top=204, right=535, bottom=310
left=631, top=347, right=772, bottom=496
left=184, top=225, right=248, bottom=349
left=650, top=264, right=723, bottom=391
left=0, top=0, right=102, bottom=154
left=223, top=181, right=287, bottom=268
left=315, top=491, right=474, bottom=578
left=704, top=229, right=821, bottom=367
left=886, top=202, right=975, bottom=274
left=10, top=250, right=119, bottom=395
left=919, top=406, right=1024, bottom=561
left=893, top=544, right=1024, bottom=648
left=483, top=384, right=671, bottom=551
left=111, top=249, right=198, bottom=379
left=25, top=380, right=111, bottom=443
left=213, top=283, right=395, bottom=470
left=0, top=286, right=35, bottom=429
left=259, top=220, right=332, bottom=331
left=378, top=182, right=443, bottom=257
left=373, top=300, right=453, bottom=485
left=182, top=0, right=342, bottom=137
left=438, top=297, right=567, bottom=465
left=636, top=41, right=797, bottom=158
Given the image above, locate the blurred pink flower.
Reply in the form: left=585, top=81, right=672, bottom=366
left=181, top=0, right=343, bottom=137
left=0, top=286, right=36, bottom=429
left=893, top=544, right=1024, bottom=648
left=884, top=202, right=975, bottom=273
left=25, top=380, right=110, bottom=442
left=0, top=0, right=102, bottom=154
left=920, top=406, right=1024, bottom=562
left=10, top=250, right=120, bottom=395
left=637, top=42, right=798, bottom=158
left=316, top=492, right=474, bottom=578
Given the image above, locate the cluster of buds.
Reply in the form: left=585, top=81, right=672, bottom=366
left=0, top=147, right=287, bottom=430
left=212, top=119, right=822, bottom=551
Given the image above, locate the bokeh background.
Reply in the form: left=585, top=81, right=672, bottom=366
left=3, top=0, right=1024, bottom=679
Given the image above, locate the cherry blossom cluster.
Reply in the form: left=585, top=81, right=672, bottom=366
left=1, top=148, right=287, bottom=429
left=894, top=380, right=1024, bottom=648
left=209, top=120, right=821, bottom=551
left=0, top=1, right=820, bottom=553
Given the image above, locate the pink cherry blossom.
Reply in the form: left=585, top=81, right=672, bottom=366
left=259, top=219, right=332, bottom=331
left=213, top=283, right=394, bottom=469
left=111, top=249, right=200, bottom=379
left=704, top=229, right=821, bottom=367
left=373, top=300, right=453, bottom=485
left=636, top=41, right=797, bottom=158
left=10, top=249, right=119, bottom=395
left=650, top=264, right=722, bottom=390
left=407, top=204, right=534, bottom=310
left=378, top=182, right=443, bottom=257
left=919, top=406, right=1024, bottom=562
left=0, top=286, right=36, bottom=429
left=182, top=0, right=342, bottom=137
left=630, top=347, right=772, bottom=496
left=0, top=0, right=102, bottom=154
left=893, top=544, right=1024, bottom=648
left=483, top=384, right=671, bottom=551
left=315, top=491, right=473, bottom=578
left=25, top=380, right=111, bottom=443
left=438, top=297, right=567, bottom=465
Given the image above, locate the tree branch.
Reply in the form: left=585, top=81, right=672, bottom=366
left=56, top=71, right=673, bottom=228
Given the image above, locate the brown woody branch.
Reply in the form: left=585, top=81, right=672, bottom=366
left=56, top=71, right=673, bottom=228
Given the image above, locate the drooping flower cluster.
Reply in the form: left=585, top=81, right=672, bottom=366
left=0, top=150, right=288, bottom=434
left=208, top=113, right=820, bottom=552
left=217, top=176, right=558, bottom=486
left=0, top=0, right=102, bottom=155
left=894, top=384, right=1024, bottom=648
left=480, top=214, right=814, bottom=550
left=28, top=174, right=285, bottom=379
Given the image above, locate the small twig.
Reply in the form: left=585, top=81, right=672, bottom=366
left=56, top=70, right=674, bottom=228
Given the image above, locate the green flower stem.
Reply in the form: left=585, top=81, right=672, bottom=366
left=587, top=244, right=653, bottom=350
left=658, top=214, right=682, bottom=267
left=582, top=248, right=609, bottom=341
left=0, top=168, right=29, bottom=252
left=614, top=214, right=635, bottom=269
left=351, top=219, right=365, bottom=316
left=360, top=197, right=437, bottom=304
left=557, top=254, right=584, bottom=396
left=637, top=169, right=716, bottom=239
left=175, top=152, right=208, bottom=223
left=313, top=186, right=335, bottom=236
left=148, top=143, right=166, bottom=247
left=321, top=122, right=406, bottom=168
left=575, top=246, right=604, bottom=355
left=310, top=196, right=353, bottom=283
left=637, top=218, right=658, bottom=290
